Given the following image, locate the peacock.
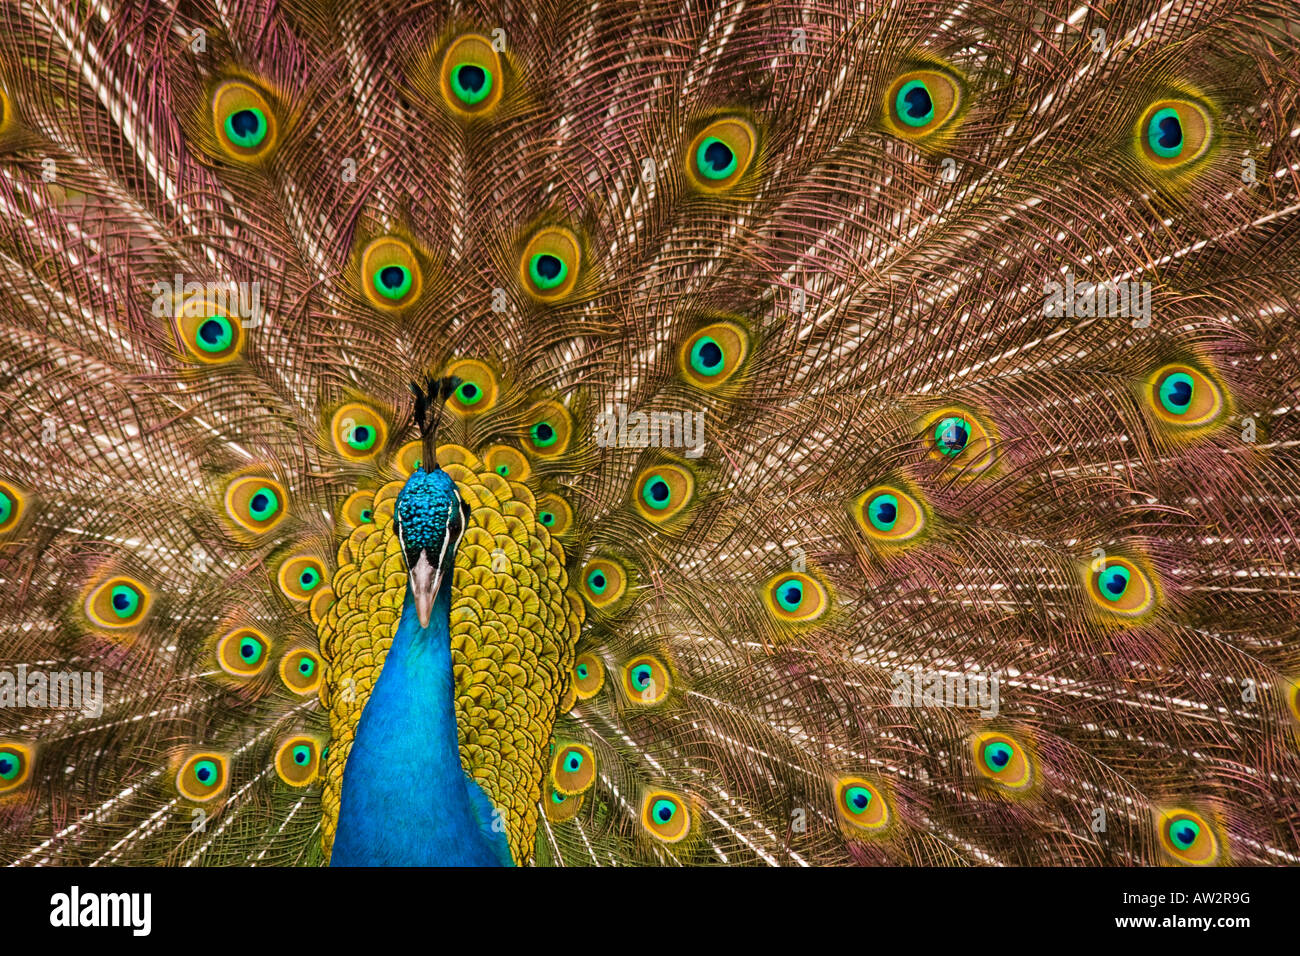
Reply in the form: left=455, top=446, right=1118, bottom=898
left=0, top=0, right=1298, bottom=869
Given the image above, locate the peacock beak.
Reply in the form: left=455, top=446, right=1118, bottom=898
left=409, top=549, right=441, bottom=629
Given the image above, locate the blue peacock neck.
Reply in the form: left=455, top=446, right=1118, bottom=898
left=330, top=572, right=510, bottom=866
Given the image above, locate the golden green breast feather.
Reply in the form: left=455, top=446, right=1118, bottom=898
left=317, top=444, right=584, bottom=864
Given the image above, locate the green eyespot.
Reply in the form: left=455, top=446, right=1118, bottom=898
left=223, top=108, right=267, bottom=149
left=239, top=636, right=264, bottom=665
left=247, top=486, right=279, bottom=521
left=450, top=62, right=493, bottom=105
left=109, top=584, right=141, bottom=619
left=195, top=315, right=234, bottom=353
left=894, top=80, right=934, bottom=127
left=695, top=137, right=737, bottom=180
left=775, top=578, right=804, bottom=612
left=531, top=421, right=559, bottom=448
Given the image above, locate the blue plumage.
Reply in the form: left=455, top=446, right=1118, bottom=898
left=331, top=468, right=513, bottom=867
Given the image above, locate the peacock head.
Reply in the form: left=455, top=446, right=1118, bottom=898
left=393, top=466, right=469, bottom=629
left=395, top=376, right=471, bottom=628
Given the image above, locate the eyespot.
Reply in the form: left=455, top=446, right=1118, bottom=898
left=280, top=648, right=322, bottom=695
left=921, top=407, right=996, bottom=476
left=551, top=743, right=596, bottom=795
left=85, top=576, right=151, bottom=629
left=1086, top=555, right=1157, bottom=618
left=1156, top=808, right=1221, bottom=865
left=622, top=654, right=670, bottom=705
left=225, top=476, right=288, bottom=535
left=174, top=300, right=244, bottom=363
left=393, top=441, right=425, bottom=476
left=0, top=480, right=26, bottom=534
left=633, top=464, right=695, bottom=524
left=1137, top=98, right=1214, bottom=171
left=884, top=67, right=964, bottom=139
left=212, top=80, right=277, bottom=159
left=277, top=555, right=327, bottom=603
left=439, top=34, right=504, bottom=116
left=522, top=400, right=573, bottom=457
left=519, top=227, right=581, bottom=302
left=341, top=490, right=377, bottom=529
left=763, top=571, right=830, bottom=625
left=640, top=790, right=691, bottom=843
left=216, top=627, right=271, bottom=677
left=679, top=321, right=750, bottom=388
left=686, top=117, right=758, bottom=192
left=274, top=736, right=321, bottom=787
left=443, top=359, right=499, bottom=415
left=572, top=653, right=604, bottom=699
left=361, top=237, right=422, bottom=309
left=1148, top=364, right=1224, bottom=428
left=852, top=483, right=927, bottom=545
left=535, top=494, right=574, bottom=537
left=580, top=557, right=629, bottom=610
left=482, top=445, right=531, bottom=482
left=0, top=742, right=33, bottom=794
left=972, top=732, right=1033, bottom=790
left=544, top=787, right=584, bottom=823
left=330, top=403, right=388, bottom=460
left=835, top=776, right=890, bottom=832
left=177, top=752, right=228, bottom=802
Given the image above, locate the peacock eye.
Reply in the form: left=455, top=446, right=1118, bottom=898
left=1148, top=364, right=1223, bottom=428
left=85, top=576, right=151, bottom=628
left=1086, top=556, right=1156, bottom=618
left=522, top=400, right=573, bottom=456
left=532, top=421, right=558, bottom=447
left=224, top=474, right=288, bottom=534
left=680, top=321, right=750, bottom=388
left=360, top=509, right=373, bottom=521
left=0, top=481, right=21, bottom=533
left=110, top=584, right=140, bottom=619
left=622, top=654, right=670, bottom=704
left=934, top=416, right=970, bottom=455
left=884, top=68, right=963, bottom=139
left=275, top=737, right=320, bottom=786
left=0, top=743, right=31, bottom=792
left=640, top=790, right=691, bottom=842
left=360, top=237, right=422, bottom=309
left=195, top=315, right=234, bottom=353
left=972, top=732, right=1033, bottom=790
left=330, top=402, right=388, bottom=459
left=439, top=35, right=504, bottom=116
left=686, top=117, right=757, bottom=192
left=1157, top=809, right=1220, bottom=864
left=633, top=465, right=695, bottom=524
left=572, top=653, right=604, bottom=698
left=443, top=359, right=499, bottom=415
left=580, top=557, right=629, bottom=609
left=212, top=81, right=278, bottom=159
left=551, top=743, right=596, bottom=794
left=280, top=649, right=322, bottom=694
left=175, top=301, right=244, bottom=363
left=867, top=493, right=898, bottom=531
left=534, top=494, right=573, bottom=536
left=834, top=776, right=891, bottom=832
left=248, top=487, right=278, bottom=520
left=177, top=753, right=228, bottom=801
left=1137, top=98, right=1214, bottom=170
left=217, top=627, right=271, bottom=676
left=764, top=571, right=829, bottom=625
left=519, top=228, right=581, bottom=301
left=277, top=555, right=327, bottom=602
left=852, top=483, right=929, bottom=547
left=922, top=407, right=996, bottom=476
left=545, top=787, right=584, bottom=823
left=482, top=445, right=531, bottom=483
